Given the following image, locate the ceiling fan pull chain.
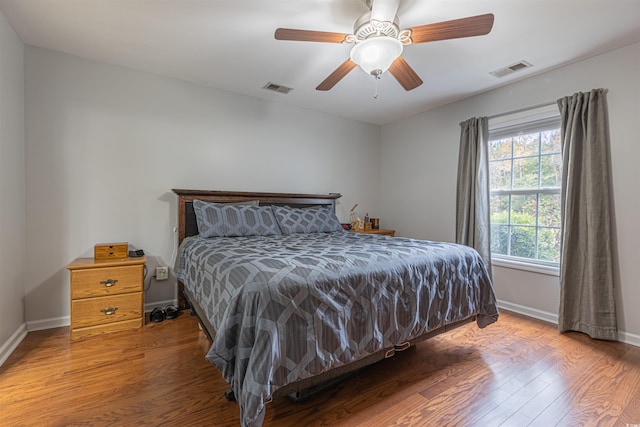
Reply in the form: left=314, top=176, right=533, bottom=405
left=373, top=70, right=381, bottom=99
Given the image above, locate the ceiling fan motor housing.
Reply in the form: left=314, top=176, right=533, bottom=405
left=353, top=12, right=400, bottom=40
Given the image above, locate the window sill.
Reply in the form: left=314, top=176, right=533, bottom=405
left=492, top=257, right=559, bottom=277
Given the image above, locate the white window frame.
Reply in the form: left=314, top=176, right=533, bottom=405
left=488, top=104, right=562, bottom=276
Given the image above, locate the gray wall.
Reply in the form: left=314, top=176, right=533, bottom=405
left=0, top=9, right=26, bottom=363
left=24, top=46, right=381, bottom=328
left=380, top=41, right=640, bottom=344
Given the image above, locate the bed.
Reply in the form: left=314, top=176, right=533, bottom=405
left=172, top=189, right=498, bottom=427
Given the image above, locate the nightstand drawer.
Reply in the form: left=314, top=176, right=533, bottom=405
left=71, top=292, right=143, bottom=329
left=71, top=265, right=143, bottom=299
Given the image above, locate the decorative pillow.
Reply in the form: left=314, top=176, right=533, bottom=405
left=193, top=200, right=281, bottom=237
left=272, top=205, right=343, bottom=234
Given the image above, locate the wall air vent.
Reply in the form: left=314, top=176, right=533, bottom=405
left=490, top=60, right=533, bottom=78
left=263, top=82, right=293, bottom=94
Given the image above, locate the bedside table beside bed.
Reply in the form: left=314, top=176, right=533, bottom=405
left=350, top=228, right=395, bottom=237
left=66, top=256, right=146, bottom=340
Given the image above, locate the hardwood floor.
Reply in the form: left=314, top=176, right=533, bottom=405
left=1, top=310, right=639, bottom=426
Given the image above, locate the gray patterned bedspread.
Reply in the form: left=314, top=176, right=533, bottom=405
left=176, top=231, right=498, bottom=427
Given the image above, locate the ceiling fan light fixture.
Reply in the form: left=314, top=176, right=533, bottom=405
left=350, top=37, right=403, bottom=76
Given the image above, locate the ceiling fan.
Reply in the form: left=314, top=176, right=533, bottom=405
left=274, top=0, right=494, bottom=92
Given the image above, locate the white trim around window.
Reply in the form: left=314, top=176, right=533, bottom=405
left=488, top=103, right=563, bottom=268
left=492, top=255, right=560, bottom=276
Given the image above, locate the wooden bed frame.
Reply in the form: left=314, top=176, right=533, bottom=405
left=172, top=189, right=475, bottom=402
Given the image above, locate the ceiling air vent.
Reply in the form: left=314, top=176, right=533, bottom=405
left=490, top=60, right=533, bottom=78
left=263, top=82, right=293, bottom=94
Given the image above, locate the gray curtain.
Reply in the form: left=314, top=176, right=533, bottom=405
left=558, top=88, right=617, bottom=340
left=456, top=117, right=492, bottom=276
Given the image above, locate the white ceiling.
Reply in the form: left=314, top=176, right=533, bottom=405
left=1, top=0, right=640, bottom=125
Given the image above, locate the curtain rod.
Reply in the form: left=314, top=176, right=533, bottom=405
left=488, top=100, right=557, bottom=120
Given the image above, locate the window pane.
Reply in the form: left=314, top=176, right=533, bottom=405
left=510, top=226, right=536, bottom=258
left=490, top=194, right=509, bottom=224
left=511, top=194, right=537, bottom=226
left=490, top=159, right=512, bottom=190
left=538, top=227, right=561, bottom=262
left=539, top=194, right=561, bottom=227
left=540, top=154, right=562, bottom=187
left=491, top=225, right=509, bottom=255
left=489, top=137, right=512, bottom=160
left=513, top=157, right=539, bottom=189
left=514, top=132, right=539, bottom=157
left=488, top=112, right=562, bottom=266
left=541, top=129, right=561, bottom=154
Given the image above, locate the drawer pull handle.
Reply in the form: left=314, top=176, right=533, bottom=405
left=101, top=307, right=118, bottom=316
left=100, top=279, right=118, bottom=287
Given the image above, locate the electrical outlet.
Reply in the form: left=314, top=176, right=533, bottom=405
left=155, top=266, right=169, bottom=281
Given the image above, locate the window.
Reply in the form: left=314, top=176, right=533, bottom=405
left=488, top=106, right=562, bottom=267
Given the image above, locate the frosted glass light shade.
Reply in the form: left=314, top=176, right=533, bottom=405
left=350, top=37, right=403, bottom=75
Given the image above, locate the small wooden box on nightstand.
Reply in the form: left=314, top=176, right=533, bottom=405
left=66, top=256, right=146, bottom=340
left=94, top=242, right=128, bottom=260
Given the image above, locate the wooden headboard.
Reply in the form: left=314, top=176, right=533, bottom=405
left=172, top=189, right=342, bottom=244
left=171, top=189, right=342, bottom=310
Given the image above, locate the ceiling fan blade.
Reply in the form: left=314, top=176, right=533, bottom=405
left=370, top=0, right=401, bottom=22
left=316, top=59, right=358, bottom=91
left=275, top=28, right=350, bottom=43
left=408, top=13, right=495, bottom=44
left=388, top=56, right=423, bottom=91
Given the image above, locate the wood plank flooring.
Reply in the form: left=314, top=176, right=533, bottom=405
left=1, top=310, right=639, bottom=426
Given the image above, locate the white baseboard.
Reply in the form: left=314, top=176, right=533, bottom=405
left=0, top=324, right=28, bottom=367
left=618, top=330, right=640, bottom=347
left=26, top=316, right=69, bottom=331
left=20, top=300, right=178, bottom=331
left=21, top=299, right=179, bottom=330
left=497, top=299, right=639, bottom=348
left=497, top=299, right=559, bottom=325
left=7, top=298, right=635, bottom=362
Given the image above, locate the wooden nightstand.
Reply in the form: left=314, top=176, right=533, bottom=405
left=66, top=256, right=146, bottom=340
left=350, top=229, right=396, bottom=237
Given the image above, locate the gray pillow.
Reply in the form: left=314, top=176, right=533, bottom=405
left=193, top=200, right=281, bottom=237
left=272, top=205, right=343, bottom=234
